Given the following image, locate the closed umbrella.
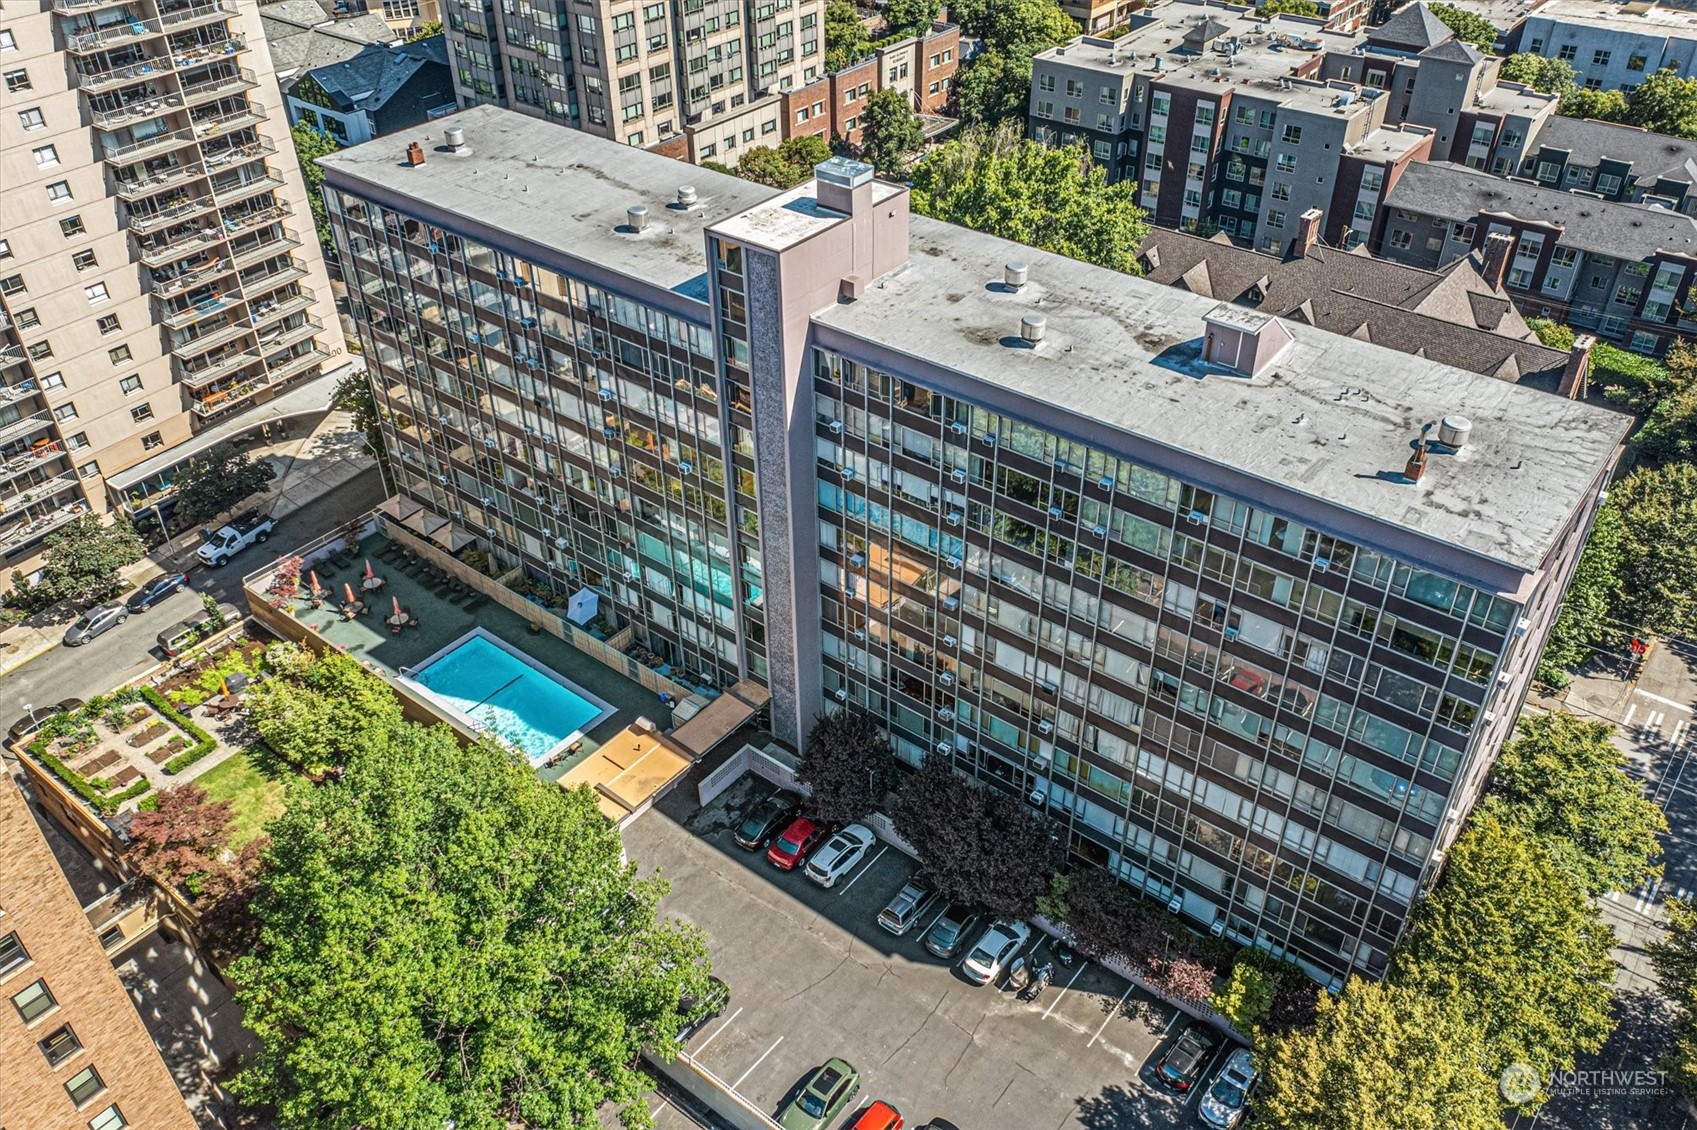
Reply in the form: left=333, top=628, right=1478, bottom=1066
left=308, top=569, right=323, bottom=593
left=392, top=596, right=403, bottom=618
left=343, top=582, right=357, bottom=604
left=364, top=558, right=375, bottom=580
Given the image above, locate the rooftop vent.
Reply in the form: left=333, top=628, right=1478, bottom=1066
left=626, top=204, right=649, bottom=233
left=1438, top=415, right=1472, bottom=449
left=444, top=125, right=466, bottom=151
left=1004, top=262, right=1029, bottom=290
left=1021, top=314, right=1047, bottom=344
left=676, top=184, right=698, bottom=208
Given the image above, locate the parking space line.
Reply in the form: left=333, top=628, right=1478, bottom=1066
left=920, top=904, right=952, bottom=938
left=693, top=1006, right=742, bottom=1055
left=836, top=844, right=888, bottom=896
left=732, top=1035, right=784, bottom=1089
left=1042, top=961, right=1088, bottom=1019
left=1089, top=984, right=1136, bottom=1048
left=1163, top=1009, right=1181, bottom=1035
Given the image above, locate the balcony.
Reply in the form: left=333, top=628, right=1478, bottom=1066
left=89, top=92, right=183, bottom=130
left=229, top=228, right=299, bottom=270
left=0, top=379, right=41, bottom=407
left=257, top=314, right=323, bottom=351
left=202, top=136, right=275, bottom=169
left=151, top=254, right=233, bottom=299
left=177, top=66, right=256, bottom=108
left=249, top=288, right=314, bottom=326
left=161, top=291, right=242, bottom=330
left=65, top=19, right=164, bottom=55
left=158, top=1, right=240, bottom=33
left=191, top=376, right=268, bottom=419
left=0, top=445, right=68, bottom=489
left=76, top=55, right=172, bottom=95
left=114, top=161, right=205, bottom=200
left=169, top=34, right=246, bottom=70
left=0, top=502, right=89, bottom=558
left=1, top=474, right=81, bottom=516
left=221, top=201, right=291, bottom=235
left=177, top=348, right=260, bottom=388
left=139, top=225, right=225, bottom=269
left=265, top=347, right=330, bottom=385
left=190, top=104, right=263, bottom=140
left=54, top=0, right=126, bottom=13
left=129, top=193, right=216, bottom=235
left=238, top=261, right=306, bottom=296
left=0, top=344, right=24, bottom=369
left=0, top=412, right=55, bottom=446
left=210, top=172, right=283, bottom=209
left=169, top=317, right=253, bottom=359
left=100, top=124, right=197, bottom=164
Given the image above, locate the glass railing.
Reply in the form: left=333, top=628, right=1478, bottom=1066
left=114, top=161, right=205, bottom=200
left=99, top=124, right=197, bottom=163
left=0, top=501, right=88, bottom=554
left=177, top=349, right=260, bottom=388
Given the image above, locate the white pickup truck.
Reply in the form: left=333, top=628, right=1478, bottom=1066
left=197, top=510, right=274, bottom=567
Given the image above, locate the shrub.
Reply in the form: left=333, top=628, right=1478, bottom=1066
left=1210, top=960, right=1277, bottom=1032
left=138, top=686, right=216, bottom=774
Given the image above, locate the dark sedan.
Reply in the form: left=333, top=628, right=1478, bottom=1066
left=7, top=699, right=85, bottom=745
left=126, top=572, right=188, bottom=613
left=734, top=792, right=801, bottom=850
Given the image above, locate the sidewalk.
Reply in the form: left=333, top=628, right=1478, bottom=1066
left=0, top=410, right=375, bottom=679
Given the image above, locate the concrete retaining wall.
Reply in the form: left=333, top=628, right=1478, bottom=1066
left=642, top=1052, right=781, bottom=1130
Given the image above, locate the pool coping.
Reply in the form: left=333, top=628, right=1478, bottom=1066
left=396, top=627, right=618, bottom=766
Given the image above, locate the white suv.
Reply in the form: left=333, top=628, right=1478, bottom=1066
left=804, top=823, right=876, bottom=888
left=1198, top=1046, right=1258, bottom=1128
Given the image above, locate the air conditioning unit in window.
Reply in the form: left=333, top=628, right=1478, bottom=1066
left=541, top=433, right=555, bottom=445
left=484, top=437, right=496, bottom=448
left=597, top=387, right=614, bottom=400
left=1167, top=893, right=1184, bottom=914
left=853, top=628, right=866, bottom=640
left=1092, top=524, right=1107, bottom=538
left=841, top=466, right=856, bottom=480
left=1048, top=505, right=1063, bottom=519
left=943, top=596, right=959, bottom=610
left=524, top=425, right=535, bottom=435
left=951, top=468, right=967, bottom=483
left=1515, top=617, right=1530, bottom=636
left=945, top=555, right=962, bottom=569
left=828, top=419, right=843, bottom=434
left=834, top=687, right=849, bottom=701
left=937, top=707, right=955, bottom=721
left=1483, top=709, right=1497, bottom=723
left=850, top=552, right=866, bottom=566
left=1054, top=458, right=1068, bottom=471
left=1187, top=509, right=1207, bottom=523
left=679, top=461, right=694, bottom=474
left=946, top=511, right=962, bottom=525
left=1098, top=475, right=1115, bottom=489
left=1314, top=556, right=1332, bottom=571
left=555, top=537, right=568, bottom=549
left=1038, top=718, right=1054, bottom=734
left=1029, top=783, right=1048, bottom=807
left=950, top=421, right=968, bottom=434
left=1496, top=672, right=1512, bottom=687
left=437, top=474, right=448, bottom=485
left=980, top=432, right=998, bottom=446
left=937, top=741, right=952, bottom=754
left=942, top=634, right=957, bottom=646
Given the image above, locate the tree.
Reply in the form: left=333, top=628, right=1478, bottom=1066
left=797, top=711, right=900, bottom=826
left=1594, top=341, right=1673, bottom=413
left=230, top=721, right=715, bottom=1130
left=953, top=50, right=1035, bottom=129
left=290, top=123, right=339, bottom=252
left=1621, top=67, right=1697, bottom=139
left=733, top=135, right=833, bottom=189
left=1558, top=86, right=1629, bottom=126
left=860, top=88, right=924, bottom=177
left=173, top=442, right=277, bottom=527
left=129, top=782, right=266, bottom=960
left=883, top=0, right=940, bottom=37
left=779, top=134, right=832, bottom=171
left=911, top=123, right=1150, bottom=274
left=1610, top=461, right=1697, bottom=637
left=889, top=753, right=1063, bottom=915
left=1497, top=53, right=1577, bottom=95
left=1260, top=0, right=1320, bottom=15
left=335, top=367, right=391, bottom=494
left=1428, top=2, right=1500, bottom=50
left=1390, top=813, right=1617, bottom=1081
left=1629, top=338, right=1697, bottom=466
left=825, top=0, right=871, bottom=71
left=404, top=18, right=443, bottom=41
left=1053, top=867, right=1220, bottom=976
left=1209, top=961, right=1277, bottom=1033
left=1254, top=979, right=1503, bottom=1130
left=8, top=514, right=145, bottom=611
left=1536, top=496, right=1622, bottom=683
left=1483, top=712, right=1665, bottom=896
left=979, top=0, right=1077, bottom=55
left=245, top=646, right=404, bottom=778
left=1649, top=896, right=1697, bottom=1101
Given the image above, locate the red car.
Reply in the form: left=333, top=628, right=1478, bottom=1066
left=766, top=816, right=826, bottom=870
left=851, top=1101, right=903, bottom=1130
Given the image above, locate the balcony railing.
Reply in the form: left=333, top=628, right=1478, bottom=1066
left=89, top=92, right=183, bottom=130
left=177, top=349, right=260, bottom=388
left=129, top=194, right=216, bottom=235
left=177, top=66, right=256, bottom=107
left=100, top=124, right=197, bottom=163
left=54, top=0, right=125, bottom=13
left=158, top=1, right=240, bottom=33
left=0, top=380, right=41, bottom=407
left=169, top=317, right=253, bottom=360
left=256, top=316, right=323, bottom=354
left=249, top=288, right=314, bottom=326
left=139, top=226, right=225, bottom=269
left=0, top=502, right=89, bottom=556
left=210, top=173, right=282, bottom=208
left=191, top=376, right=268, bottom=418
left=229, top=228, right=299, bottom=270
left=238, top=262, right=306, bottom=296
left=169, top=34, right=246, bottom=70
left=0, top=344, right=24, bottom=369
left=265, top=347, right=330, bottom=385
left=152, top=255, right=233, bottom=298
left=0, top=445, right=67, bottom=489
left=190, top=104, right=262, bottom=140
left=223, top=201, right=291, bottom=234
left=66, top=19, right=164, bottom=55
left=0, top=412, right=55, bottom=445
left=1, top=474, right=81, bottom=515
left=115, top=161, right=205, bottom=200
left=161, top=291, right=242, bottom=329
left=202, top=136, right=275, bottom=169
left=76, top=56, right=171, bottom=94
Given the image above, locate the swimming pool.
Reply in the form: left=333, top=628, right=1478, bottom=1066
left=401, top=629, right=614, bottom=764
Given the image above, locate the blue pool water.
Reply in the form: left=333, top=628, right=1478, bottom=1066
left=409, top=633, right=605, bottom=762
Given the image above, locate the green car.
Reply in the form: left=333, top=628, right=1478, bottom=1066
left=778, top=1057, right=861, bottom=1130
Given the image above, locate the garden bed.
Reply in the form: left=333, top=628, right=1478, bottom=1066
left=24, top=687, right=218, bottom=816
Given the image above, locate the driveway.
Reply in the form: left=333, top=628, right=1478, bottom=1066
left=625, top=776, right=1237, bottom=1129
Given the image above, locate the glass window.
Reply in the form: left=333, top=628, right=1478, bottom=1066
left=0, top=932, right=26, bottom=974
left=88, top=1106, right=128, bottom=1130
left=38, top=1024, right=82, bottom=1066
left=13, top=978, right=55, bottom=1021
left=66, top=1065, right=105, bottom=1104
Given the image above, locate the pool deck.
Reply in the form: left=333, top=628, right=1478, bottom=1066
left=281, top=534, right=671, bottom=783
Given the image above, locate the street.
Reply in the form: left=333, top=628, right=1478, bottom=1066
left=0, top=472, right=385, bottom=725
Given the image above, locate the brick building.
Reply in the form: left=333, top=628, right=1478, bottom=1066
left=784, top=23, right=958, bottom=149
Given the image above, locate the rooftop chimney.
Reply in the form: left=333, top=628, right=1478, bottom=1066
left=1294, top=207, right=1323, bottom=259
left=406, top=141, right=425, bottom=166
left=1559, top=333, right=1596, bottom=400
left=1404, top=437, right=1429, bottom=483
left=815, top=156, right=876, bottom=215
left=1480, top=231, right=1514, bottom=291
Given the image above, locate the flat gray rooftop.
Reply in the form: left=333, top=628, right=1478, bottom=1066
left=317, top=104, right=777, bottom=300
left=815, top=211, right=1630, bottom=574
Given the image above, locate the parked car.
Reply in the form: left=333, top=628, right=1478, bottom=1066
left=804, top=823, right=876, bottom=887
left=62, top=603, right=127, bottom=646
left=923, top=903, right=983, bottom=960
left=1198, top=1046, right=1258, bottom=1128
left=849, top=1100, right=902, bottom=1130
left=1151, top=1024, right=1217, bottom=1095
left=125, top=572, right=188, bottom=613
left=767, top=816, right=827, bottom=871
left=778, top=1058, right=860, bottom=1130
left=676, top=975, right=729, bottom=1043
left=960, top=918, right=1032, bottom=985
left=196, top=510, right=273, bottom=567
left=7, top=699, right=85, bottom=745
left=915, top=1121, right=961, bottom=1130
left=735, top=792, right=801, bottom=850
left=878, top=877, right=939, bottom=936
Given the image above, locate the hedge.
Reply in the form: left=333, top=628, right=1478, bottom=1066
left=29, top=745, right=150, bottom=817
left=140, top=685, right=217, bottom=774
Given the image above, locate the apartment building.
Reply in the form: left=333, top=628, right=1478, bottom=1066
left=439, top=0, right=825, bottom=164
left=1, top=771, right=197, bottom=1130
left=0, top=0, right=339, bottom=568
left=284, top=34, right=456, bottom=145
left=1514, top=113, right=1697, bottom=210
left=780, top=22, right=957, bottom=152
left=1376, top=160, right=1697, bottom=353
left=321, top=107, right=1629, bottom=984
left=1514, top=0, right=1697, bottom=90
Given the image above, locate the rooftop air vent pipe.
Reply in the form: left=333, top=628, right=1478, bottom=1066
left=677, top=185, right=698, bottom=207
left=1438, top=415, right=1472, bottom=449
left=626, top=204, right=649, bottom=233
left=1021, top=314, right=1047, bottom=344
left=444, top=125, right=466, bottom=151
left=1005, top=262, right=1028, bottom=290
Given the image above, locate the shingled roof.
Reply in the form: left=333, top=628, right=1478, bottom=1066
left=302, top=36, right=446, bottom=114
left=1368, top=2, right=1456, bottom=52
left=1137, top=228, right=1571, bottom=389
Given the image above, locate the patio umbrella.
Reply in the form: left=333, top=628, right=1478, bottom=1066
left=392, top=596, right=403, bottom=618
left=364, top=558, right=375, bottom=580
left=343, top=582, right=357, bottom=604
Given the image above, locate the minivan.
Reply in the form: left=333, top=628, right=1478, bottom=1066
left=157, top=602, right=240, bottom=656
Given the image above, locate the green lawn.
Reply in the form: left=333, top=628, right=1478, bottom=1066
left=197, top=745, right=290, bottom=846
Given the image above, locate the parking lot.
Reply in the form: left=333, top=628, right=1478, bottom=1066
left=625, top=775, right=1242, bottom=1129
